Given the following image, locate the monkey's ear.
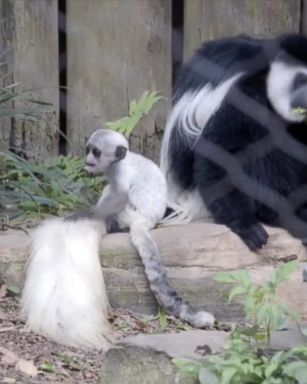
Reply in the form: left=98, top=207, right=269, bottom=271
left=115, top=145, right=127, bottom=160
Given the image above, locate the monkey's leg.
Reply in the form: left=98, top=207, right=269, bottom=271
left=194, top=149, right=268, bottom=251
left=289, top=203, right=307, bottom=244
left=130, top=219, right=215, bottom=328
left=105, top=216, right=129, bottom=233
left=191, top=98, right=270, bottom=251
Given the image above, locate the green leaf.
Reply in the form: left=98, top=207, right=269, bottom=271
left=228, top=284, right=247, bottom=302
left=39, top=362, right=55, bottom=373
left=221, top=366, right=237, bottom=384
left=198, top=367, right=219, bottom=384
left=172, top=358, right=201, bottom=379
left=278, top=302, right=300, bottom=323
left=214, top=270, right=251, bottom=287
left=7, top=285, right=21, bottom=296
left=255, top=302, right=270, bottom=327
left=158, top=306, right=168, bottom=329
left=106, top=90, right=164, bottom=137
left=234, top=325, right=259, bottom=337
left=283, top=360, right=307, bottom=383
left=274, top=260, right=299, bottom=284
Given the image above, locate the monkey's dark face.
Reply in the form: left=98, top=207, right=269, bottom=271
left=85, top=144, right=103, bottom=174
left=290, top=72, right=307, bottom=115
left=267, top=52, right=307, bottom=122
left=85, top=129, right=129, bottom=175
left=85, top=143, right=127, bottom=175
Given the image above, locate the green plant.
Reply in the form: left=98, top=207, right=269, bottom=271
left=175, top=339, right=307, bottom=384
left=173, top=261, right=307, bottom=384
left=214, top=260, right=300, bottom=344
left=1, top=152, right=106, bottom=220
left=107, top=90, right=164, bottom=137
left=0, top=61, right=54, bottom=120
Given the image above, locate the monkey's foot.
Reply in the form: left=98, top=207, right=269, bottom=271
left=234, top=222, right=268, bottom=251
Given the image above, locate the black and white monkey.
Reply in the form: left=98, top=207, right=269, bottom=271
left=21, top=128, right=214, bottom=349
left=161, top=33, right=307, bottom=251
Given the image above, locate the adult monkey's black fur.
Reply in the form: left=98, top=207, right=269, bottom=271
left=160, top=34, right=307, bottom=251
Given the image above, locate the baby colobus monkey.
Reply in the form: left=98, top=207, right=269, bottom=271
left=21, top=129, right=214, bottom=350
left=76, top=129, right=215, bottom=327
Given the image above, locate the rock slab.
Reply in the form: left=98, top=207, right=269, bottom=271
left=99, top=346, right=194, bottom=384
left=1, top=223, right=307, bottom=321
left=124, top=330, right=229, bottom=360
left=100, top=327, right=307, bottom=384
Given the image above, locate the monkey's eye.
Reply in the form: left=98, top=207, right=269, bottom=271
left=293, top=73, right=307, bottom=90
left=115, top=145, right=127, bottom=160
left=92, top=148, right=101, bottom=158
left=85, top=146, right=90, bottom=155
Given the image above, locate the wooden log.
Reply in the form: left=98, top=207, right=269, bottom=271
left=1, top=223, right=307, bottom=322
left=183, top=0, right=301, bottom=59
left=66, top=0, right=172, bottom=162
left=0, top=0, right=59, bottom=157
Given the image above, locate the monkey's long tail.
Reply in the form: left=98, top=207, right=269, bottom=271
left=20, top=218, right=113, bottom=350
left=129, top=220, right=215, bottom=328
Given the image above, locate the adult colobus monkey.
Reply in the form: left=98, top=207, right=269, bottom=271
left=161, top=33, right=307, bottom=251
left=21, top=129, right=214, bottom=349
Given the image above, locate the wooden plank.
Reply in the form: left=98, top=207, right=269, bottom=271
left=300, top=0, right=307, bottom=34
left=184, top=0, right=301, bottom=59
left=66, top=0, right=172, bottom=162
left=0, top=0, right=59, bottom=157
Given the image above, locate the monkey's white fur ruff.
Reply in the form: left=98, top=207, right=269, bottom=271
left=21, top=218, right=113, bottom=350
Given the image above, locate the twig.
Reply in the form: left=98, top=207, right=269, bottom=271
left=0, top=326, right=16, bottom=332
left=0, top=222, right=29, bottom=235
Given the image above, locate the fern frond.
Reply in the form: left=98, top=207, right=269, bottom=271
left=106, top=90, right=165, bottom=137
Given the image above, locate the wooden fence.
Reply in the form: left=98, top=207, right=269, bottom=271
left=0, top=0, right=305, bottom=162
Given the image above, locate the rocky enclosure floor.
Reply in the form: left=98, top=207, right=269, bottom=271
left=1, top=292, right=229, bottom=384
left=1, top=295, right=106, bottom=384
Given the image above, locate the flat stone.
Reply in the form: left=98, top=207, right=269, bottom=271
left=123, top=330, right=229, bottom=360
left=1, top=223, right=307, bottom=321
left=99, top=327, right=307, bottom=384
left=270, top=328, right=307, bottom=350
left=99, top=346, right=194, bottom=384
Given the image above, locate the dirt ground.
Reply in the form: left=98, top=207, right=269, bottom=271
left=0, top=295, right=108, bottom=384
left=1, top=293, right=228, bottom=384
left=0, top=295, right=157, bottom=383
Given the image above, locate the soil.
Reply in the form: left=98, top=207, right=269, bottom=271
left=0, top=294, right=231, bottom=384
left=0, top=296, right=106, bottom=384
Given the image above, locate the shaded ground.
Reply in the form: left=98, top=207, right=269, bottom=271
left=0, top=296, right=105, bottom=384
left=0, top=294, right=231, bottom=383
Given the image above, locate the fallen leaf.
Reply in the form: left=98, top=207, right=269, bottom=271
left=1, top=378, right=16, bottom=384
left=1, top=378, right=16, bottom=383
left=0, top=347, right=19, bottom=366
left=0, top=326, right=16, bottom=333
left=0, top=285, right=7, bottom=299
left=15, top=359, right=38, bottom=377
left=7, top=286, right=20, bottom=296
left=0, top=310, right=7, bottom=321
left=39, top=362, right=55, bottom=373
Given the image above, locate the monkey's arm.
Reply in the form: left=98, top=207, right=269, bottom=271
left=92, top=185, right=129, bottom=220
left=65, top=185, right=129, bottom=222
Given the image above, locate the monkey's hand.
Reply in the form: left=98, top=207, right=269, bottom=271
left=65, top=185, right=128, bottom=223
left=233, top=222, right=268, bottom=251
left=64, top=209, right=95, bottom=222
